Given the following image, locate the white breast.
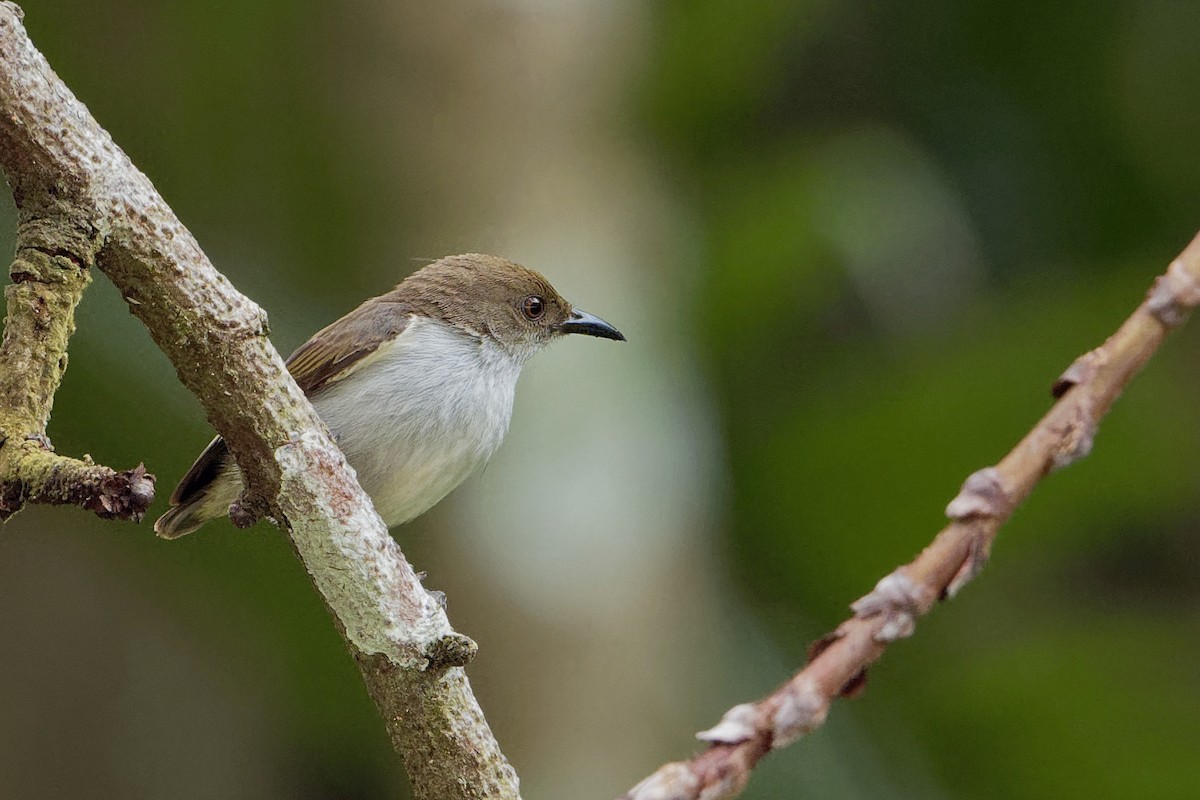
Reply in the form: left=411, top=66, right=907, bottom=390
left=311, top=316, right=523, bottom=526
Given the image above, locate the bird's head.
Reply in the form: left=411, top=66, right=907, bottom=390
left=401, top=254, right=625, bottom=360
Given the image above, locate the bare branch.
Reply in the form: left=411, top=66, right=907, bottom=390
left=621, top=231, right=1200, bottom=800
left=0, top=5, right=518, bottom=798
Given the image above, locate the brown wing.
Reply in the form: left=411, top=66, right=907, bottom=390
left=286, top=296, right=414, bottom=394
left=169, top=297, right=413, bottom=507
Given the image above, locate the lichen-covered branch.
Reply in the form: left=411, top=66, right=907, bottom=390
left=0, top=447, right=153, bottom=521
left=621, top=232, right=1200, bottom=800
left=0, top=5, right=519, bottom=798
left=0, top=170, right=155, bottom=520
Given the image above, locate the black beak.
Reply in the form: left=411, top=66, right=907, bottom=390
left=558, top=308, right=626, bottom=341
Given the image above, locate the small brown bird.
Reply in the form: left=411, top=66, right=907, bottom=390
left=154, top=254, right=624, bottom=538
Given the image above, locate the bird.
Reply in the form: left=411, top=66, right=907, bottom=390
left=154, top=253, right=624, bottom=538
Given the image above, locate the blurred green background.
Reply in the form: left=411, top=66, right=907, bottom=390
left=3, top=1, right=1200, bottom=798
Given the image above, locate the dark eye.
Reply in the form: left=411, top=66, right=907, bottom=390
left=522, top=295, right=545, bottom=320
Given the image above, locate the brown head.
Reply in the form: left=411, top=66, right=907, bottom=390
left=393, top=253, right=624, bottom=358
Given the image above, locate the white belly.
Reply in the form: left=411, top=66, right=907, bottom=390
left=311, top=317, right=522, bottom=526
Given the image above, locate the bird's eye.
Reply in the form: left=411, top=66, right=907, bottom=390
left=522, top=295, right=545, bottom=320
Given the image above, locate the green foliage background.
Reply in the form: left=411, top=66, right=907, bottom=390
left=2, top=1, right=1200, bottom=799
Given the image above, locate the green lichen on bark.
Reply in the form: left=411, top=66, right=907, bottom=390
left=0, top=247, right=90, bottom=432
left=0, top=239, right=156, bottom=520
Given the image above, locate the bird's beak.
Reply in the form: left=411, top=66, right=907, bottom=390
left=558, top=308, right=626, bottom=341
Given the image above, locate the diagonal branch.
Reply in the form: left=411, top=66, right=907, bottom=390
left=0, top=5, right=518, bottom=798
left=620, top=232, right=1200, bottom=800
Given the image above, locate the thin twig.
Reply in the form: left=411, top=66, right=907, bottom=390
left=621, top=232, right=1200, bottom=800
left=0, top=5, right=518, bottom=798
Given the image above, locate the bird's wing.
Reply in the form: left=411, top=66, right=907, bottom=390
left=285, top=297, right=414, bottom=394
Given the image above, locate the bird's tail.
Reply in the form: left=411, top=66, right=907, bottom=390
left=153, top=497, right=212, bottom=539
left=156, top=435, right=241, bottom=539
